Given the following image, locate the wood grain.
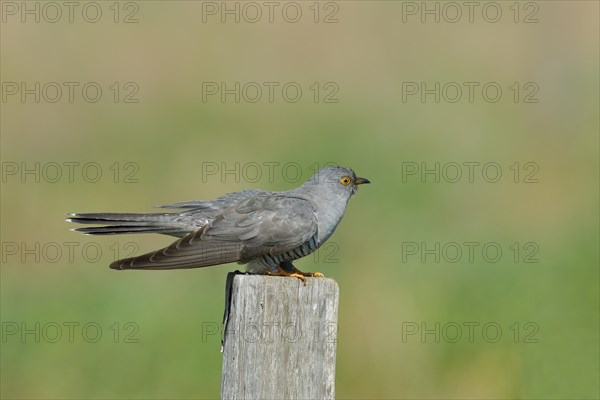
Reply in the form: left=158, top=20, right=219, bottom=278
left=221, top=274, right=339, bottom=400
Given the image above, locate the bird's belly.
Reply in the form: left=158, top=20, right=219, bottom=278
left=246, top=236, right=319, bottom=273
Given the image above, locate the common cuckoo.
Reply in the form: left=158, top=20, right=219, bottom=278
left=68, top=166, right=369, bottom=281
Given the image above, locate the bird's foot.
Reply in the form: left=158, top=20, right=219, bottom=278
left=293, top=267, right=324, bottom=278
left=266, top=263, right=324, bottom=285
left=265, top=268, right=308, bottom=284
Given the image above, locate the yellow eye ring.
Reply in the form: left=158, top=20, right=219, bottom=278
left=340, top=176, right=351, bottom=186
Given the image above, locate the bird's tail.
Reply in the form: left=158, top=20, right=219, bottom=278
left=66, top=213, right=188, bottom=236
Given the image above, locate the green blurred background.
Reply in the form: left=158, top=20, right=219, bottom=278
left=1, top=1, right=598, bottom=398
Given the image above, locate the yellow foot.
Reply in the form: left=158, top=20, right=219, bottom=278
left=265, top=266, right=324, bottom=285
left=295, top=268, right=324, bottom=278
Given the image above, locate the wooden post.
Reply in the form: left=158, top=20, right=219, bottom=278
left=221, top=273, right=339, bottom=400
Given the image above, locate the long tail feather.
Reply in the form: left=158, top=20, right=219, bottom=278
left=66, top=213, right=189, bottom=236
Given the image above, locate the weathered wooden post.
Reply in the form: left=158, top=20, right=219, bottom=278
left=221, top=273, right=339, bottom=400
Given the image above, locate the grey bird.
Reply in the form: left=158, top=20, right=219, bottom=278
left=67, top=166, right=369, bottom=282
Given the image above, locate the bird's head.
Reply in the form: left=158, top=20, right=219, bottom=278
left=305, top=166, right=370, bottom=197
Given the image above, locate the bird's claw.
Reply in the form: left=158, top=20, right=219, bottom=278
left=266, top=266, right=324, bottom=285
left=304, top=271, right=324, bottom=278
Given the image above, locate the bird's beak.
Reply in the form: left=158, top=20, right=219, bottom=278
left=354, top=177, right=370, bottom=185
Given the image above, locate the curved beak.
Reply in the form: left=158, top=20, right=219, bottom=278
left=354, top=177, right=370, bottom=185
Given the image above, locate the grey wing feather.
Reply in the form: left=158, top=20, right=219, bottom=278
left=205, top=194, right=318, bottom=252
left=111, top=193, right=317, bottom=270
left=156, top=189, right=263, bottom=210
left=111, top=227, right=244, bottom=269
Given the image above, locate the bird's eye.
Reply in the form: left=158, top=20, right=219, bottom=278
left=340, top=176, right=351, bottom=186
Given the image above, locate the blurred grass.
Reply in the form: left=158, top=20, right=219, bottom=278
left=1, top=1, right=599, bottom=399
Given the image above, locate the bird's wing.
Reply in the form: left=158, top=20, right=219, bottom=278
left=205, top=193, right=317, bottom=254
left=111, top=193, right=317, bottom=270
left=156, top=189, right=263, bottom=211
